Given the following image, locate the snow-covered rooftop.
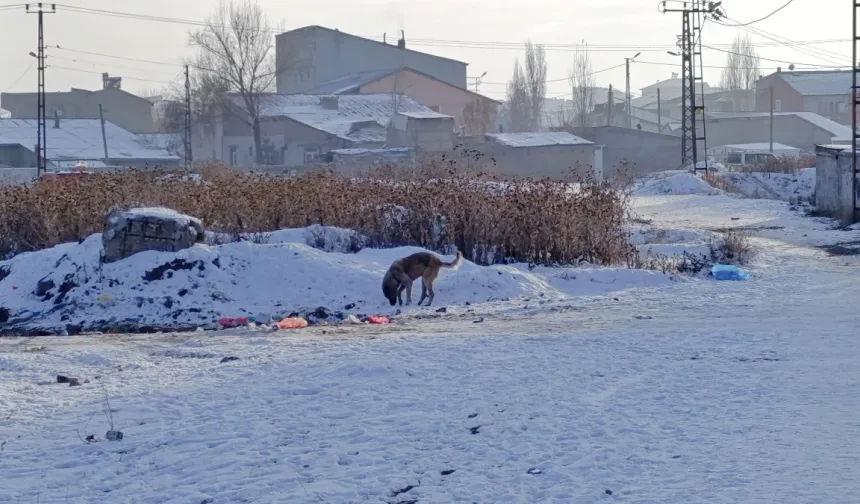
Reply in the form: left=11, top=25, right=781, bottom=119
left=304, top=69, right=395, bottom=94
left=719, top=142, right=799, bottom=152
left=708, top=111, right=852, bottom=142
left=775, top=71, right=851, bottom=96
left=486, top=131, right=593, bottom=148
left=237, top=94, right=448, bottom=143
left=0, top=119, right=180, bottom=163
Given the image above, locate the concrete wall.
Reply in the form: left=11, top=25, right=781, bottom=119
left=359, top=70, right=498, bottom=134
left=706, top=115, right=834, bottom=153
left=803, top=95, right=851, bottom=125
left=276, top=27, right=468, bottom=94
left=755, top=76, right=803, bottom=114
left=483, top=144, right=597, bottom=181
left=388, top=115, right=455, bottom=152
left=0, top=167, right=38, bottom=185
left=0, top=144, right=38, bottom=167
left=1, top=88, right=155, bottom=133
left=567, top=126, right=682, bottom=178
left=815, top=145, right=858, bottom=225
left=193, top=112, right=352, bottom=168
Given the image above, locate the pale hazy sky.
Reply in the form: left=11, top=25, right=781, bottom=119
left=0, top=0, right=852, bottom=101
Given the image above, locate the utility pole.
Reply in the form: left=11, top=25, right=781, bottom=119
left=26, top=3, right=55, bottom=176
left=469, top=71, right=487, bottom=93
left=184, top=64, right=193, bottom=169
left=657, top=88, right=662, bottom=133
left=660, top=0, right=724, bottom=169
left=625, top=52, right=640, bottom=129
left=853, top=0, right=859, bottom=218
left=607, top=85, right=613, bottom=126
left=98, top=104, right=109, bottom=162
left=769, top=85, right=774, bottom=154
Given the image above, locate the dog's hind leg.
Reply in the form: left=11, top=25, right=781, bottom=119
left=424, top=278, right=436, bottom=306
left=396, top=283, right=406, bottom=306
left=417, top=281, right=428, bottom=306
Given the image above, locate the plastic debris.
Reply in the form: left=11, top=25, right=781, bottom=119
left=277, top=317, right=308, bottom=330
left=217, top=317, right=236, bottom=328
left=343, top=314, right=363, bottom=325
left=711, top=264, right=751, bottom=281
left=367, top=315, right=390, bottom=325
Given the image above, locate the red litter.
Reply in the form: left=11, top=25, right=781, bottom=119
left=367, top=315, right=390, bottom=325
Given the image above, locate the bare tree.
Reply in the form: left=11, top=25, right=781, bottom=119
left=567, top=43, right=595, bottom=127
left=524, top=41, right=547, bottom=130
left=505, top=60, right=531, bottom=132
left=461, top=98, right=494, bottom=136
left=719, top=33, right=760, bottom=91
left=189, top=0, right=280, bottom=164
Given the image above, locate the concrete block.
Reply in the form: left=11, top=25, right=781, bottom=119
left=102, top=207, right=205, bottom=263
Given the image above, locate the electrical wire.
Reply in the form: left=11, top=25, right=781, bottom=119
left=3, top=59, right=36, bottom=92
left=49, top=65, right=175, bottom=84
left=703, top=44, right=847, bottom=69
left=47, top=55, right=180, bottom=76
left=50, top=46, right=182, bottom=67
left=720, top=0, right=796, bottom=27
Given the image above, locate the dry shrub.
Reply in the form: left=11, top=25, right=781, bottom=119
left=732, top=154, right=815, bottom=174
left=0, top=163, right=634, bottom=267
left=699, top=171, right=739, bottom=193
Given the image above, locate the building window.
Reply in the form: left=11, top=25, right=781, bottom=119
left=775, top=100, right=781, bottom=113
left=304, top=147, right=319, bottom=164
left=229, top=146, right=238, bottom=166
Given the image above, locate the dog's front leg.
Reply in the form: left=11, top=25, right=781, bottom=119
left=396, top=284, right=406, bottom=306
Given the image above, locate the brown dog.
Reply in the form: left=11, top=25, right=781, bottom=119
left=382, top=250, right=463, bottom=306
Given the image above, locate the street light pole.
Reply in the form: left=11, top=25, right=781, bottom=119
left=625, top=52, right=641, bottom=129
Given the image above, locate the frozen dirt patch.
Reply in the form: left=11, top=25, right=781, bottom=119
left=634, top=171, right=723, bottom=197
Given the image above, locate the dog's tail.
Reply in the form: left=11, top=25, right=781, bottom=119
left=442, top=249, right=463, bottom=270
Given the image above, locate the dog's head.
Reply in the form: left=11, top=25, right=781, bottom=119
left=382, top=274, right=398, bottom=306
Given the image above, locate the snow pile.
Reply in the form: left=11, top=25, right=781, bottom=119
left=714, top=168, right=815, bottom=202
left=629, top=226, right=716, bottom=259
left=0, top=226, right=676, bottom=334
left=635, top=171, right=723, bottom=196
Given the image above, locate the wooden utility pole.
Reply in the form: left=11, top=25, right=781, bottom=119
left=99, top=104, right=109, bottom=162
left=657, top=88, right=662, bottom=133
left=769, top=86, right=774, bottom=153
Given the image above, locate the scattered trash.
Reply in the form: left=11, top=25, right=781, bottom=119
left=85, top=434, right=98, bottom=443
left=24, top=345, right=45, bottom=352
left=435, top=307, right=447, bottom=313
left=234, top=316, right=248, bottom=326
left=711, top=264, right=751, bottom=281
left=605, top=489, right=613, bottom=495
left=367, top=315, right=390, bottom=325
left=220, top=356, right=240, bottom=363
left=343, top=314, right=363, bottom=325
left=105, top=430, right=124, bottom=441
left=56, top=375, right=75, bottom=384
left=344, top=302, right=356, bottom=310
left=527, top=467, right=542, bottom=475
left=276, top=317, right=308, bottom=330
left=217, top=317, right=236, bottom=328
left=469, top=425, right=481, bottom=435
left=68, top=378, right=81, bottom=387
left=634, top=315, right=653, bottom=320
left=440, top=469, right=456, bottom=476
left=473, top=317, right=484, bottom=324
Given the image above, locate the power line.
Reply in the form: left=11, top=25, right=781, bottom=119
left=47, top=55, right=180, bottom=76
left=720, top=0, right=796, bottom=27
left=717, top=17, right=850, bottom=66
left=703, top=44, right=847, bottom=69
left=49, top=65, right=175, bottom=84
left=50, top=45, right=182, bottom=67
left=3, top=60, right=36, bottom=92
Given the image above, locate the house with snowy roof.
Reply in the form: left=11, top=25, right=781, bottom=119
left=0, top=118, right=180, bottom=170
left=755, top=70, right=852, bottom=125
left=193, top=93, right=455, bottom=168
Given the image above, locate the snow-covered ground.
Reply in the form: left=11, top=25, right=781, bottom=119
left=2, top=175, right=860, bottom=503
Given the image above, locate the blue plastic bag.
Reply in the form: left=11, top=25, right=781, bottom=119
left=711, top=264, right=751, bottom=281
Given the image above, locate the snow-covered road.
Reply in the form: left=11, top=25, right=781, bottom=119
left=1, top=193, right=859, bottom=503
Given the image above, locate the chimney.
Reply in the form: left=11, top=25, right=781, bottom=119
left=671, top=72, right=678, bottom=79
left=397, top=30, right=405, bottom=49
left=777, top=66, right=782, bottom=73
left=319, top=95, right=339, bottom=110
left=383, top=32, right=386, bottom=44
left=53, top=109, right=60, bottom=128
left=102, top=72, right=122, bottom=90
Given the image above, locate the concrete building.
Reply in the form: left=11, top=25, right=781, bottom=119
left=0, top=73, right=156, bottom=134
left=303, top=67, right=499, bottom=135
left=483, top=131, right=599, bottom=180
left=0, top=118, right=180, bottom=170
left=814, top=145, right=858, bottom=225
left=194, top=93, right=454, bottom=168
left=705, top=112, right=851, bottom=153
left=755, top=70, right=852, bottom=125
left=566, top=126, right=682, bottom=178
left=387, top=111, right=455, bottom=152
left=275, top=26, right=468, bottom=94
left=639, top=73, right=714, bottom=103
